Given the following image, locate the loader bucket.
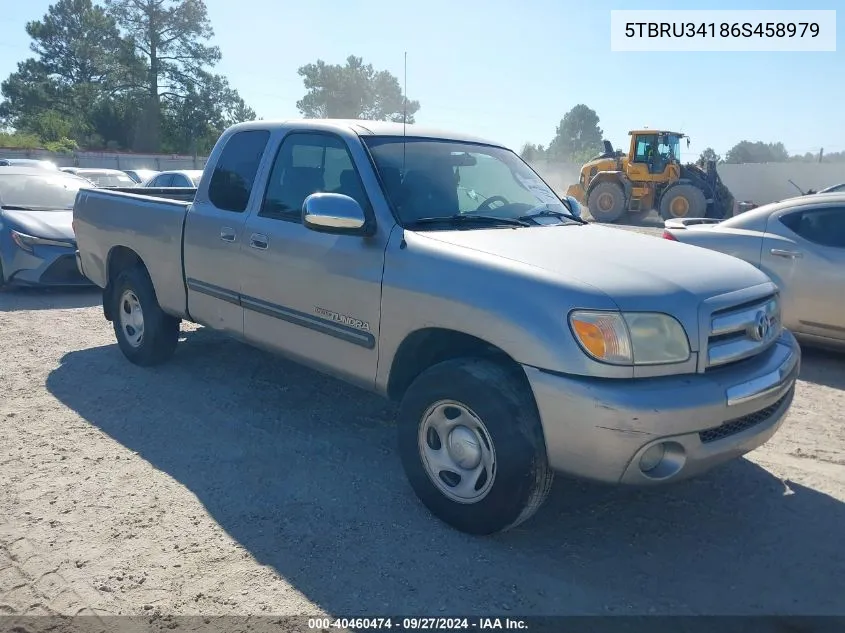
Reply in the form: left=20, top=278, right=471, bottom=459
left=566, top=182, right=586, bottom=205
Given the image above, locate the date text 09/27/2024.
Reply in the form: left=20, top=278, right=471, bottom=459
left=307, top=617, right=528, bottom=630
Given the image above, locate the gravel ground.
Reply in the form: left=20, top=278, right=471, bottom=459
left=1, top=219, right=844, bottom=620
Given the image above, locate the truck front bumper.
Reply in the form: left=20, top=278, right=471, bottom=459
left=523, top=330, right=801, bottom=485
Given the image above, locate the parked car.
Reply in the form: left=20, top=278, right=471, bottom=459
left=817, top=183, right=845, bottom=194
left=0, top=158, right=59, bottom=170
left=123, top=169, right=159, bottom=184
left=74, top=119, right=800, bottom=535
left=71, top=168, right=136, bottom=188
left=663, top=193, right=845, bottom=350
left=0, top=167, right=94, bottom=287
left=140, top=169, right=203, bottom=188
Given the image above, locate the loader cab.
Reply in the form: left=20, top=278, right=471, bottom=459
left=627, top=130, right=684, bottom=181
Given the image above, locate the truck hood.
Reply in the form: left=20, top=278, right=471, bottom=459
left=1, top=209, right=75, bottom=241
left=413, top=223, right=772, bottom=310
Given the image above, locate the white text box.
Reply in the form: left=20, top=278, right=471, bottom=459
left=610, top=10, right=836, bottom=52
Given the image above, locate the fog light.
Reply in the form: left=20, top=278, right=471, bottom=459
left=639, top=443, right=666, bottom=473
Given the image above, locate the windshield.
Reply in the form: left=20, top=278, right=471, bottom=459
left=658, top=134, right=681, bottom=161
left=361, top=137, right=568, bottom=226
left=83, top=172, right=136, bottom=187
left=0, top=172, right=89, bottom=210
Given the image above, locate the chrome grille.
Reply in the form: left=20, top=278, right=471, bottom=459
left=706, top=293, right=781, bottom=369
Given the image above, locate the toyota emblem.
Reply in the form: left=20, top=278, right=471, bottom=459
left=749, top=311, right=771, bottom=342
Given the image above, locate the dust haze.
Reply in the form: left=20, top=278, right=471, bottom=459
left=527, top=158, right=845, bottom=206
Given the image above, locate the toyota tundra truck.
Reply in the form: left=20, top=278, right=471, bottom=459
left=73, top=119, right=801, bottom=535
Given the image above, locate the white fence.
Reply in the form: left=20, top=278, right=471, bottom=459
left=528, top=160, right=845, bottom=206
left=0, top=147, right=206, bottom=171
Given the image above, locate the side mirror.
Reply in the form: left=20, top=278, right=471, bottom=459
left=302, top=193, right=370, bottom=236
left=564, top=195, right=582, bottom=218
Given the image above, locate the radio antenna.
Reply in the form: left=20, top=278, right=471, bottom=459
left=402, top=51, right=407, bottom=178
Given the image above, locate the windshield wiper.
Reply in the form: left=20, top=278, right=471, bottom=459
left=519, top=207, right=587, bottom=225
left=406, top=214, right=531, bottom=228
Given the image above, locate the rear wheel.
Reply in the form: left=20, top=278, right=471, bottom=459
left=111, top=266, right=180, bottom=366
left=397, top=358, right=554, bottom=535
left=659, top=183, right=707, bottom=220
left=587, top=181, right=627, bottom=223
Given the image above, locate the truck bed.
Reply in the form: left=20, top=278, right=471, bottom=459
left=73, top=187, right=195, bottom=319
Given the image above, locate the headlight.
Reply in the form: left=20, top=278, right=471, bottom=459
left=10, top=229, right=75, bottom=253
left=569, top=310, right=691, bottom=366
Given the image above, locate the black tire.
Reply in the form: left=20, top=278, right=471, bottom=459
left=397, top=358, right=554, bottom=535
left=659, top=183, right=707, bottom=220
left=110, top=265, right=180, bottom=366
left=587, top=181, right=627, bottom=223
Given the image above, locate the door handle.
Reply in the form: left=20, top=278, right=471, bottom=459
left=770, top=248, right=803, bottom=259
left=220, top=227, right=236, bottom=242
left=249, top=233, right=269, bottom=250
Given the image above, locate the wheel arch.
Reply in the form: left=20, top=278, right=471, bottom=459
left=103, top=245, right=148, bottom=321
left=386, top=328, right=529, bottom=403
left=586, top=171, right=630, bottom=199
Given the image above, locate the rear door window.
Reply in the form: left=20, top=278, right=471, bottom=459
left=207, top=130, right=271, bottom=213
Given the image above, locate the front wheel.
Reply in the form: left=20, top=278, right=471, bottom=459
left=397, top=358, right=554, bottom=535
left=587, top=181, right=627, bottom=223
left=110, top=266, right=180, bottom=366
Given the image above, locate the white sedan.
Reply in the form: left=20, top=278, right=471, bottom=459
left=663, top=192, right=845, bottom=350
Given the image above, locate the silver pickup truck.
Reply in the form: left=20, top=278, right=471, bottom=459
left=73, top=119, right=801, bottom=535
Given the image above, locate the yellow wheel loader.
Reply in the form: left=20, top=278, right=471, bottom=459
left=565, top=130, right=734, bottom=223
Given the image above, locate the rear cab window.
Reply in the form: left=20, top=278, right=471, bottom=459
left=208, top=129, right=271, bottom=212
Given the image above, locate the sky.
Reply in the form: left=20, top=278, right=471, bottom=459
left=0, top=0, right=842, bottom=160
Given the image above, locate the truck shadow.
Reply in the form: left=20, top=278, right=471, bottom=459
left=45, top=329, right=845, bottom=615
left=798, top=345, right=845, bottom=390
left=0, top=286, right=101, bottom=312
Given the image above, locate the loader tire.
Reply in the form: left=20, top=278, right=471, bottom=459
left=659, top=184, right=707, bottom=220
left=587, top=181, right=627, bottom=223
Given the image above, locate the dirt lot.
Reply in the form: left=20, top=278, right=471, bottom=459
left=1, top=219, right=844, bottom=619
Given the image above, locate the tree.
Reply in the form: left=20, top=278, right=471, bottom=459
left=697, top=147, right=721, bottom=164
left=162, top=72, right=256, bottom=156
left=547, top=104, right=603, bottom=162
left=296, top=55, right=420, bottom=123
left=0, top=0, right=254, bottom=154
left=0, top=0, right=138, bottom=142
left=104, top=0, right=224, bottom=151
left=724, top=140, right=789, bottom=164
left=520, top=143, right=547, bottom=162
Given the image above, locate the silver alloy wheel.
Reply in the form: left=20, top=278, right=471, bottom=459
left=118, top=289, right=144, bottom=348
left=418, top=399, right=497, bottom=504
